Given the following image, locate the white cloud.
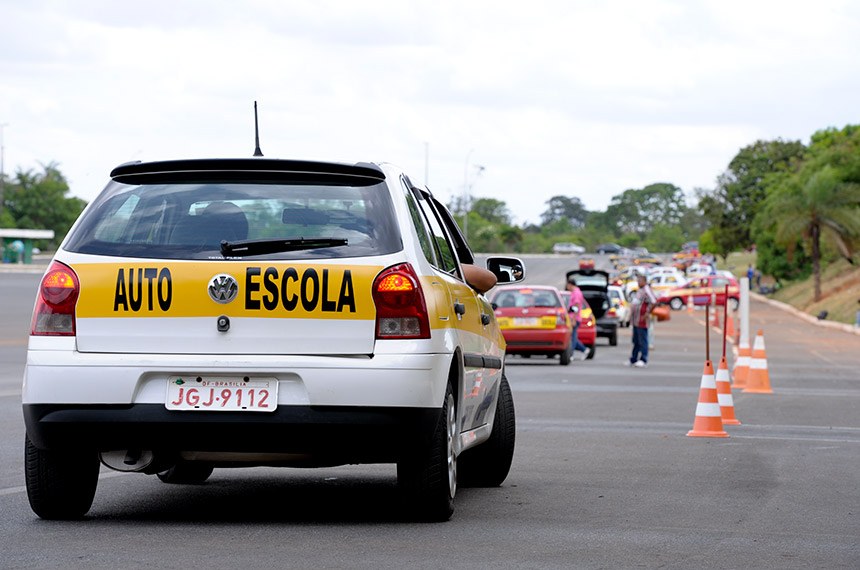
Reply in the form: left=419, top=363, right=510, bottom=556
left=1, top=0, right=858, bottom=225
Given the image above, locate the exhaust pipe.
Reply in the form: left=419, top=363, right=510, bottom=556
left=99, top=450, right=156, bottom=472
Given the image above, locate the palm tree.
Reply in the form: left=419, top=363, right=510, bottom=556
left=765, top=166, right=860, bottom=301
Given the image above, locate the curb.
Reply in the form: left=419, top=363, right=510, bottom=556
left=0, top=264, right=47, bottom=274
left=750, top=292, right=860, bottom=337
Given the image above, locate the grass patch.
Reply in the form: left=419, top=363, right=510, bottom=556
left=718, top=253, right=859, bottom=325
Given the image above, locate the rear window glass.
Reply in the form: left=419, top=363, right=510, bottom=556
left=570, top=274, right=608, bottom=288
left=64, top=181, right=402, bottom=260
left=492, top=289, right=561, bottom=309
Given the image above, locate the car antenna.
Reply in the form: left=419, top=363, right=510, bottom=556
left=253, top=101, right=264, bottom=157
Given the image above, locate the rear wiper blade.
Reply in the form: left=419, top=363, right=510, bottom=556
left=220, top=237, right=348, bottom=256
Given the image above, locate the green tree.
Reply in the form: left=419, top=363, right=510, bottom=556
left=471, top=198, right=511, bottom=225
left=699, top=139, right=806, bottom=254
left=642, top=223, right=685, bottom=253
left=762, top=165, right=860, bottom=300
left=540, top=196, right=587, bottom=229
left=4, top=163, right=87, bottom=247
left=604, top=183, right=688, bottom=236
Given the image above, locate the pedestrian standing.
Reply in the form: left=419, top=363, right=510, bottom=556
left=566, top=278, right=590, bottom=361
left=628, top=274, right=657, bottom=368
left=747, top=264, right=755, bottom=283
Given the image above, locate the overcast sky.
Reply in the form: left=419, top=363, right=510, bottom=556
left=2, top=0, right=858, bottom=225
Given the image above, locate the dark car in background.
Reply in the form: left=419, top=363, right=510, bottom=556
left=566, top=269, right=619, bottom=346
left=595, top=243, right=622, bottom=255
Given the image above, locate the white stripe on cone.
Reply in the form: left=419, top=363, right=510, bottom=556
left=695, top=402, right=722, bottom=417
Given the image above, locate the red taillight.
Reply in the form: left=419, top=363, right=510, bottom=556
left=372, top=263, right=430, bottom=339
left=31, top=261, right=79, bottom=336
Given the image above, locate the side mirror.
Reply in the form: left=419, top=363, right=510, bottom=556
left=486, top=256, right=525, bottom=284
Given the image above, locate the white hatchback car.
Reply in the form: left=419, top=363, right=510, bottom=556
left=22, top=157, right=525, bottom=521
left=552, top=242, right=585, bottom=254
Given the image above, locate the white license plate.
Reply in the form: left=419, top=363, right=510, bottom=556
left=513, top=317, right=539, bottom=326
left=166, top=376, right=278, bottom=412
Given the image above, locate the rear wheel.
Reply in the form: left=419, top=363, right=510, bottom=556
left=157, top=462, right=214, bottom=484
left=670, top=297, right=684, bottom=311
left=559, top=344, right=571, bottom=365
left=398, top=381, right=457, bottom=521
left=25, top=435, right=99, bottom=520
left=728, top=297, right=740, bottom=311
left=459, top=374, right=516, bottom=487
left=609, top=330, right=618, bottom=346
left=586, top=345, right=596, bottom=359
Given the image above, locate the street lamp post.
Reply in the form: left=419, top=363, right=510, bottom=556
left=463, top=149, right=474, bottom=240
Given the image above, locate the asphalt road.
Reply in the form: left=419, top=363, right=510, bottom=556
left=1, top=258, right=859, bottom=569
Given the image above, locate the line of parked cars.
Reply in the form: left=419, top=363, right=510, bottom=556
left=489, top=263, right=628, bottom=365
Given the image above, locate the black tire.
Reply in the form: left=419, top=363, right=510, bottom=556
left=398, top=382, right=456, bottom=522
left=459, top=374, right=516, bottom=487
left=586, top=345, right=596, bottom=359
left=25, top=435, right=99, bottom=520
left=670, top=297, right=684, bottom=311
left=609, top=330, right=618, bottom=346
left=157, top=462, right=214, bottom=484
left=729, top=297, right=740, bottom=312
left=559, top=345, right=571, bottom=365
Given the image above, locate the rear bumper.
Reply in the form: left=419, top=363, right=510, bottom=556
left=596, top=319, right=618, bottom=338
left=577, top=326, right=596, bottom=345
left=23, top=403, right=439, bottom=463
left=501, top=327, right=570, bottom=354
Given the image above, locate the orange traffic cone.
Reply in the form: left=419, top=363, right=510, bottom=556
left=687, top=360, right=729, bottom=438
left=743, top=329, right=773, bottom=394
left=687, top=298, right=694, bottom=314
left=732, top=340, right=750, bottom=389
left=715, top=356, right=740, bottom=425
left=711, top=306, right=720, bottom=326
left=725, top=313, right=736, bottom=341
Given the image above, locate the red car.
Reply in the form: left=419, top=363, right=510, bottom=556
left=560, top=290, right=597, bottom=358
left=656, top=274, right=740, bottom=311
left=491, top=285, right=574, bottom=365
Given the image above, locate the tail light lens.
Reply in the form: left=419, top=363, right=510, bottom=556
left=372, top=263, right=430, bottom=339
left=556, top=308, right=568, bottom=326
left=31, top=261, right=80, bottom=336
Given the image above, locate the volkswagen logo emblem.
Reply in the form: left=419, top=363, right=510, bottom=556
left=208, top=274, right=239, bottom=304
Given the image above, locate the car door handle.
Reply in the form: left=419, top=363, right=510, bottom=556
left=453, top=302, right=466, bottom=316
left=480, top=313, right=491, bottom=326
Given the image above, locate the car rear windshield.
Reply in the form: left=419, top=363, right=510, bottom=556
left=492, top=289, right=561, bottom=309
left=571, top=274, right=608, bottom=288
left=64, top=181, right=402, bottom=260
